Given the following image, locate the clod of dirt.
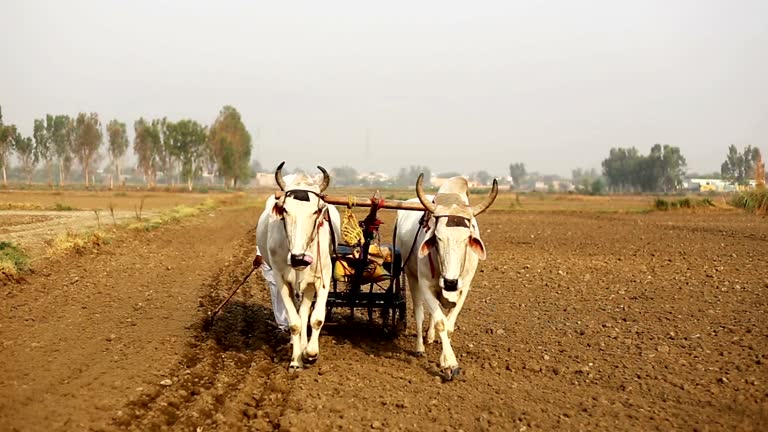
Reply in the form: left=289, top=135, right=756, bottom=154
left=159, top=379, right=173, bottom=386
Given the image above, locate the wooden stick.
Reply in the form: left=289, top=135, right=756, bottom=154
left=274, top=191, right=427, bottom=211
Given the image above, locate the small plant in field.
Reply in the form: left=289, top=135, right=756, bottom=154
left=93, top=209, right=102, bottom=229
left=654, top=198, right=670, bottom=211
left=0, top=241, right=29, bottom=277
left=53, top=202, right=77, bottom=211
left=108, top=202, right=117, bottom=225
left=134, top=196, right=146, bottom=221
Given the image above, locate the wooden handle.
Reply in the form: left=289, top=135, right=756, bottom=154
left=274, top=191, right=427, bottom=211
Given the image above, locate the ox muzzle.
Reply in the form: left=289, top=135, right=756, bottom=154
left=289, top=253, right=314, bottom=269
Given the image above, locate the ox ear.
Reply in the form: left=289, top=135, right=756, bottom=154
left=271, top=201, right=285, bottom=219
left=469, top=236, right=487, bottom=260
left=418, top=234, right=437, bottom=258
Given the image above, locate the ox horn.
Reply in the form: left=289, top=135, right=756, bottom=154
left=415, top=173, right=436, bottom=213
left=471, top=178, right=499, bottom=217
left=274, top=161, right=287, bottom=191
left=317, top=165, right=330, bottom=193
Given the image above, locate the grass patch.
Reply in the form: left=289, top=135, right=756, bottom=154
left=128, top=198, right=218, bottom=231
left=0, top=202, right=44, bottom=210
left=0, top=241, right=29, bottom=277
left=46, top=230, right=111, bottom=255
left=730, top=188, right=768, bottom=215
left=654, top=197, right=716, bottom=211
left=52, top=202, right=78, bottom=211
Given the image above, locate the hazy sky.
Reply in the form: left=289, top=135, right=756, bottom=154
left=2, top=0, right=766, bottom=177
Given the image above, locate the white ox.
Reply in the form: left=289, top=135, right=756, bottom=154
left=256, top=162, right=340, bottom=371
left=395, top=175, right=498, bottom=380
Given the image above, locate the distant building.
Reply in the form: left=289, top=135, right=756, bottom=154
left=687, top=178, right=737, bottom=192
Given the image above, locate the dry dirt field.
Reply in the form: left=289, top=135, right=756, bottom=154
left=1, top=191, right=766, bottom=431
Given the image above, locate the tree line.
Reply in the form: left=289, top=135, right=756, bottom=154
left=508, top=143, right=764, bottom=194
left=0, top=105, right=252, bottom=190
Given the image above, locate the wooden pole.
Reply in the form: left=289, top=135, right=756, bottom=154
left=274, top=191, right=427, bottom=212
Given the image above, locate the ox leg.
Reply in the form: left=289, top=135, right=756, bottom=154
left=304, top=281, right=329, bottom=365
left=279, top=283, right=304, bottom=371
left=445, top=289, right=468, bottom=339
left=422, top=294, right=460, bottom=380
left=427, top=314, right=436, bottom=344
left=298, top=285, right=315, bottom=353
left=408, top=275, right=425, bottom=356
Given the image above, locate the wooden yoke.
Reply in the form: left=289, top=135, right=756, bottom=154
left=274, top=191, right=427, bottom=212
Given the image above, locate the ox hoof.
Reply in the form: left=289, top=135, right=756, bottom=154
left=288, top=364, right=302, bottom=373
left=441, top=366, right=461, bottom=381
left=301, top=352, right=318, bottom=366
left=414, top=351, right=425, bottom=358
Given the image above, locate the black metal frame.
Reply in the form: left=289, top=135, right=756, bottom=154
left=326, top=198, right=407, bottom=334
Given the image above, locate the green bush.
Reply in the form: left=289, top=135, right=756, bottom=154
left=730, top=188, right=768, bottom=214
left=0, top=241, right=29, bottom=275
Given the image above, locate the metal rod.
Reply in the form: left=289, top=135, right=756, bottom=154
left=206, top=266, right=258, bottom=327
left=274, top=191, right=427, bottom=211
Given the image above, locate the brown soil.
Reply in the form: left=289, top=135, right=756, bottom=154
left=1, top=207, right=766, bottom=431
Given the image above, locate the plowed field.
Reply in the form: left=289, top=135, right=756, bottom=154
left=1, top=203, right=766, bottom=431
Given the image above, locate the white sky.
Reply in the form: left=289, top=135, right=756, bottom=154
left=2, top=0, right=766, bottom=177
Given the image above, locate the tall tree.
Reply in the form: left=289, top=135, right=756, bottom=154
left=755, top=149, right=766, bottom=186
left=660, top=144, right=687, bottom=192
left=602, top=145, right=685, bottom=193
left=33, top=118, right=54, bottom=185
left=12, top=130, right=37, bottom=184
left=395, top=165, right=431, bottom=187
left=49, top=115, right=71, bottom=185
left=208, top=106, right=252, bottom=187
left=331, top=166, right=359, bottom=186
left=150, top=118, right=173, bottom=185
left=72, top=112, right=103, bottom=187
left=106, top=119, right=129, bottom=189
left=721, top=145, right=761, bottom=185
left=134, top=118, right=156, bottom=186
left=472, top=170, right=492, bottom=186
left=509, top=163, right=526, bottom=189
left=166, top=119, right=207, bottom=191
left=0, top=106, right=15, bottom=185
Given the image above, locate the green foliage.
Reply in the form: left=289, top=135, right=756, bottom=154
left=208, top=106, right=252, bottom=188
left=331, top=166, right=359, bottom=187
left=730, top=188, right=768, bottom=214
left=0, top=241, right=29, bottom=275
left=133, top=118, right=155, bottom=185
left=106, top=119, right=129, bottom=180
left=53, top=202, right=77, bottom=211
left=166, top=119, right=208, bottom=190
left=602, top=144, right=687, bottom=192
left=590, top=178, right=604, bottom=195
left=721, top=145, right=762, bottom=185
left=11, top=130, right=37, bottom=183
left=509, top=163, right=526, bottom=188
left=654, top=197, right=715, bottom=211
left=395, top=165, right=431, bottom=187
left=72, top=113, right=103, bottom=186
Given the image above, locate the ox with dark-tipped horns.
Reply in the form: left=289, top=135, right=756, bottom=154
left=256, top=162, right=341, bottom=371
left=394, top=174, right=498, bottom=380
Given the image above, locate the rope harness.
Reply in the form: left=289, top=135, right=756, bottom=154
left=401, top=211, right=472, bottom=281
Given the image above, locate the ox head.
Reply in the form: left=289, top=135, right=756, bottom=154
left=272, top=161, right=331, bottom=270
left=415, top=174, right=498, bottom=300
